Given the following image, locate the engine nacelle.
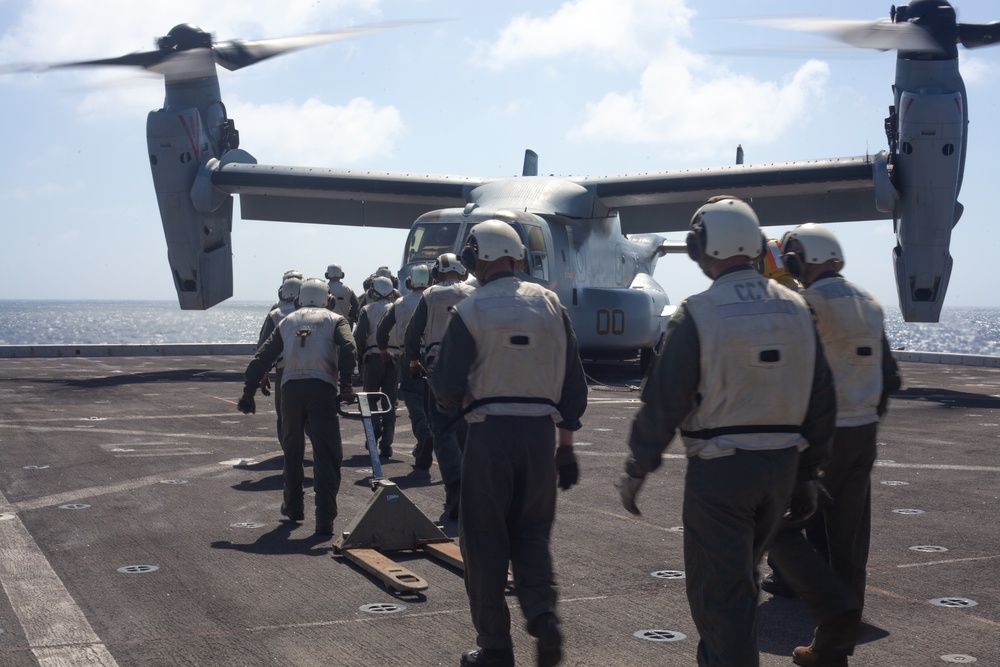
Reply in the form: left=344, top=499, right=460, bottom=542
left=147, top=106, right=233, bottom=309
left=892, top=90, right=963, bottom=322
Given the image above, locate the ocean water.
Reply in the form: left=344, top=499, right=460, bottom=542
left=0, top=300, right=998, bottom=356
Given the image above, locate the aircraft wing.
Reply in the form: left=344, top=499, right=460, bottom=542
left=576, top=155, right=892, bottom=234
left=213, top=162, right=490, bottom=229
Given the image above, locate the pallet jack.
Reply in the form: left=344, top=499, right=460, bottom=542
left=334, top=392, right=464, bottom=593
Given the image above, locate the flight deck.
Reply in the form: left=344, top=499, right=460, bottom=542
left=0, top=353, right=997, bottom=666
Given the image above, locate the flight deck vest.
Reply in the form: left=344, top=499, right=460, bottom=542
left=360, top=300, right=391, bottom=357
left=421, top=279, right=475, bottom=362
left=680, top=270, right=817, bottom=459
left=453, top=277, right=567, bottom=423
left=327, top=280, right=355, bottom=320
left=387, top=290, right=422, bottom=357
left=268, top=300, right=296, bottom=369
left=277, top=307, right=345, bottom=388
left=803, top=276, right=884, bottom=427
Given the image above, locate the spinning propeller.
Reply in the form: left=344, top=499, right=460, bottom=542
left=2, top=22, right=416, bottom=79
left=754, top=0, right=1000, bottom=55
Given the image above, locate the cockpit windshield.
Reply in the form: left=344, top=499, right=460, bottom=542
left=404, top=223, right=461, bottom=263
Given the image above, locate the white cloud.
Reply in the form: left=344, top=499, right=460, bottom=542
left=230, top=96, right=404, bottom=165
left=570, top=55, right=829, bottom=156
left=479, top=0, right=694, bottom=70
left=477, top=0, right=831, bottom=158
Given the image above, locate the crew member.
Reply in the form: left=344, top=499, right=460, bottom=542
left=325, top=263, right=360, bottom=327
left=256, top=275, right=301, bottom=447
left=766, top=223, right=902, bottom=667
left=616, top=196, right=836, bottom=667
left=376, top=264, right=433, bottom=476
left=403, top=252, right=475, bottom=520
left=353, top=276, right=399, bottom=458
left=359, top=266, right=401, bottom=309
left=429, top=219, right=587, bottom=667
left=756, top=237, right=801, bottom=291
left=237, top=278, right=357, bottom=536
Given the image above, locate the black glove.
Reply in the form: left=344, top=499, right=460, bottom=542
left=615, top=473, right=645, bottom=515
left=409, top=361, right=427, bottom=379
left=237, top=391, right=256, bottom=415
left=259, top=374, right=271, bottom=397
left=784, top=480, right=820, bottom=526
left=555, top=446, right=579, bottom=491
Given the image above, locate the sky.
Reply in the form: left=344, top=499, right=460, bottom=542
left=1, top=0, right=998, bottom=311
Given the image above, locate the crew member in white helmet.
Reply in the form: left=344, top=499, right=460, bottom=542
left=376, top=265, right=434, bottom=477
left=255, top=275, right=301, bottom=448
left=429, top=219, right=587, bottom=667
left=353, top=276, right=399, bottom=458
left=765, top=223, right=902, bottom=667
left=403, top=252, right=475, bottom=521
left=238, top=278, right=357, bottom=537
left=616, top=196, right=836, bottom=667
left=325, top=263, right=360, bottom=327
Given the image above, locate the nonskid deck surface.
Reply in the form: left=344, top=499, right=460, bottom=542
left=0, top=355, right=997, bottom=666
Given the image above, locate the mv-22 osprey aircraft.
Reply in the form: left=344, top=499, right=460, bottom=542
left=10, top=1, right=998, bottom=366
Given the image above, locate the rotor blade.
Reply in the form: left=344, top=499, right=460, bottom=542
left=749, top=18, right=942, bottom=53
left=958, top=22, right=1000, bottom=48
left=1, top=50, right=166, bottom=74
left=212, top=21, right=426, bottom=71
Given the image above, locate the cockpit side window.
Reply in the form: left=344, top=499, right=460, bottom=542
left=527, top=226, right=548, bottom=280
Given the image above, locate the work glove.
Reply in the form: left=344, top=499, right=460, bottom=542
left=237, top=391, right=256, bottom=415
left=555, top=446, right=579, bottom=491
left=380, top=349, right=394, bottom=367
left=339, top=385, right=357, bottom=404
left=409, top=361, right=427, bottom=380
left=615, top=473, right=645, bottom=516
left=784, top=480, right=820, bottom=526
left=259, top=374, right=271, bottom=397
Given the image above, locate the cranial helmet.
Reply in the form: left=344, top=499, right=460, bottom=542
left=409, top=264, right=431, bottom=288
left=375, top=266, right=393, bottom=278
left=298, top=278, right=330, bottom=308
left=461, top=220, right=525, bottom=268
left=686, top=197, right=762, bottom=262
left=283, top=269, right=303, bottom=281
left=279, top=276, right=302, bottom=302
left=434, top=252, right=468, bottom=278
left=371, top=276, right=394, bottom=298
left=325, top=264, right=344, bottom=280
left=781, top=223, right=845, bottom=271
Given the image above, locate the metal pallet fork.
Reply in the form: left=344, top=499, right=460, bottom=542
left=335, top=392, right=464, bottom=593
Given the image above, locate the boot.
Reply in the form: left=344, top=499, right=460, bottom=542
left=460, top=647, right=515, bottom=666
left=528, top=612, right=563, bottom=667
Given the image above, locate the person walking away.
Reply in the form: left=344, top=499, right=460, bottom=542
left=403, top=252, right=475, bottom=520
left=255, top=275, right=301, bottom=448
left=325, top=263, right=360, bottom=327
left=429, top=219, right=587, bottom=667
left=237, top=278, right=357, bottom=536
left=615, top=196, right=836, bottom=667
left=377, top=264, right=434, bottom=476
left=765, top=222, right=902, bottom=667
left=354, top=276, right=399, bottom=458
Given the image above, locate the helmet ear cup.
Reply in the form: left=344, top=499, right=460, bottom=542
left=783, top=251, right=803, bottom=278
left=685, top=229, right=704, bottom=262
left=684, top=220, right=705, bottom=262
left=460, top=245, right=478, bottom=273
